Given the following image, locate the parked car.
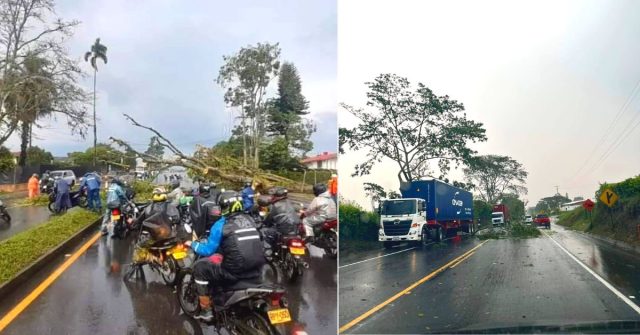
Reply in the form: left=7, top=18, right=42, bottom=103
left=49, top=170, right=77, bottom=187
left=524, top=215, right=533, bottom=224
left=533, top=214, right=551, bottom=229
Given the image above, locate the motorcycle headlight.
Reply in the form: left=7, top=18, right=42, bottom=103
left=0, top=200, right=4, bottom=206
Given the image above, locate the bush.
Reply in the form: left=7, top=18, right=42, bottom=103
left=339, top=203, right=379, bottom=242
left=0, top=209, right=100, bottom=284
left=510, top=223, right=542, bottom=238
left=15, top=195, right=49, bottom=207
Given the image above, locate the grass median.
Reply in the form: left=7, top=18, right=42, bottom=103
left=0, top=209, right=100, bottom=285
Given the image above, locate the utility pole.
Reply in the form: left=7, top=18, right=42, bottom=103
left=554, top=185, right=559, bottom=195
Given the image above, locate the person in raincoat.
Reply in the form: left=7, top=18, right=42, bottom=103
left=80, top=172, right=102, bottom=211
left=54, top=177, right=72, bottom=212
left=28, top=173, right=40, bottom=199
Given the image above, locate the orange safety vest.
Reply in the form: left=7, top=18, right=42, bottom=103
left=329, top=176, right=338, bottom=195
left=28, top=177, right=39, bottom=190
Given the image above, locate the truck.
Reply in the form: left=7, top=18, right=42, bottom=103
left=378, top=179, right=475, bottom=249
left=491, top=204, right=510, bottom=226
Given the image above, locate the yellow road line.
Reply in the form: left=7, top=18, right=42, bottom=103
left=0, top=231, right=101, bottom=332
left=339, top=240, right=488, bottom=333
left=450, top=251, right=476, bottom=269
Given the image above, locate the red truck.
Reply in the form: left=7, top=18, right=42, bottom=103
left=491, top=204, right=510, bottom=226
left=534, top=214, right=551, bottom=229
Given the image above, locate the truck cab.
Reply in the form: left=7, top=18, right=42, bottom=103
left=491, top=211, right=505, bottom=226
left=378, top=198, right=427, bottom=248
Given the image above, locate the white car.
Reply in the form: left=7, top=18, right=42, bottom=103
left=50, top=170, right=77, bottom=187
left=525, top=215, right=533, bottom=224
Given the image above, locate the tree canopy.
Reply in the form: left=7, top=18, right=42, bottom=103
left=463, top=154, right=528, bottom=204
left=340, top=73, right=487, bottom=183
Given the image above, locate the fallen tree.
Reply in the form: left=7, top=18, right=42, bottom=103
left=110, top=114, right=308, bottom=192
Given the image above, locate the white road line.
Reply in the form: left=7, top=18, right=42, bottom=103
left=339, top=246, right=419, bottom=268
left=545, top=232, right=640, bottom=315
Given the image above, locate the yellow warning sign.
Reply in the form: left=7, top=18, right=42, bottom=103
left=599, top=188, right=619, bottom=207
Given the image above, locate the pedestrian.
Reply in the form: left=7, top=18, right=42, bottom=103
left=28, top=173, right=40, bottom=199
left=80, top=171, right=102, bottom=211
left=328, top=173, right=338, bottom=203
left=54, top=177, right=72, bottom=213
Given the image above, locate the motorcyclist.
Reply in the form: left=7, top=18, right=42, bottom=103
left=303, top=183, right=337, bottom=242
left=189, top=182, right=222, bottom=237
left=184, top=191, right=264, bottom=321
left=209, top=182, right=221, bottom=203
left=261, top=187, right=300, bottom=251
left=166, top=180, right=184, bottom=206
left=241, top=181, right=255, bottom=212
left=130, top=187, right=179, bottom=239
left=102, top=177, right=128, bottom=235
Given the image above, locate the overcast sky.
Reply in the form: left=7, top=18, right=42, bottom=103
left=339, top=0, right=640, bottom=209
left=5, top=0, right=336, bottom=157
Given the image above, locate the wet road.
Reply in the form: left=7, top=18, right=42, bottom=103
left=0, top=231, right=336, bottom=334
left=339, top=228, right=640, bottom=333
left=0, top=205, right=52, bottom=242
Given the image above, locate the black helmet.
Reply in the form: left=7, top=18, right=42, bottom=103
left=199, top=183, right=211, bottom=197
left=268, top=186, right=288, bottom=199
left=218, top=191, right=243, bottom=215
left=170, top=180, right=180, bottom=190
left=257, top=195, right=272, bottom=207
left=313, top=183, right=327, bottom=197
left=111, top=177, right=123, bottom=186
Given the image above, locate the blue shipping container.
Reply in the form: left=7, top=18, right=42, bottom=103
left=399, top=179, right=473, bottom=222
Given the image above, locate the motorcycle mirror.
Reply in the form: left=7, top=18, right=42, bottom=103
left=184, top=224, right=192, bottom=234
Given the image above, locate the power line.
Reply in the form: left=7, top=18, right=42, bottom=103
left=586, top=109, right=640, bottom=175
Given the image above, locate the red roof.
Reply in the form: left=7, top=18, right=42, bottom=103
left=300, top=152, right=337, bottom=163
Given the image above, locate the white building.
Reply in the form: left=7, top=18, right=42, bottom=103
left=300, top=152, right=337, bottom=170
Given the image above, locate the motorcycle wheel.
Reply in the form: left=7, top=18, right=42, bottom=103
left=78, top=196, right=88, bottom=208
left=262, top=261, right=279, bottom=284
left=232, top=311, right=275, bottom=335
left=283, top=252, right=299, bottom=283
left=47, top=201, right=56, bottom=213
left=2, top=211, right=11, bottom=223
left=176, top=268, right=200, bottom=317
left=324, top=232, right=338, bottom=259
left=161, top=256, right=178, bottom=286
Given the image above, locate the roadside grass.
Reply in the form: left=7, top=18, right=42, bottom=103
left=0, top=209, right=100, bottom=285
left=339, top=239, right=383, bottom=253
left=13, top=195, right=49, bottom=207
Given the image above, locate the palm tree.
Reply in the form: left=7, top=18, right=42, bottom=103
left=84, top=38, right=107, bottom=166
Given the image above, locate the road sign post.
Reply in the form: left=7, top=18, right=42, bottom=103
left=582, top=199, right=595, bottom=230
left=598, top=188, right=618, bottom=229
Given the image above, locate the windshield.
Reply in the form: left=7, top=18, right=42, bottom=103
left=536, top=214, right=548, bottom=219
left=491, top=213, right=503, bottom=218
left=50, top=172, right=63, bottom=178
left=381, top=200, right=416, bottom=215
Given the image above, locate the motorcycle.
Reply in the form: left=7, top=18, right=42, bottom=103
left=176, top=261, right=292, bottom=335
left=0, top=200, right=11, bottom=223
left=111, top=198, right=150, bottom=239
left=300, top=209, right=338, bottom=259
left=48, top=187, right=88, bottom=213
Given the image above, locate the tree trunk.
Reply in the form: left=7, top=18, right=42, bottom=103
left=93, top=68, right=97, bottom=167
left=241, top=107, right=247, bottom=165
left=18, top=121, right=29, bottom=167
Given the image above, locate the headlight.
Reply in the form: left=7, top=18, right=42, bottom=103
left=0, top=200, right=4, bottom=206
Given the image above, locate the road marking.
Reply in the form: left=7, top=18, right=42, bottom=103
left=0, top=231, right=101, bottom=332
left=543, top=232, right=640, bottom=315
left=450, top=251, right=475, bottom=269
left=339, top=240, right=488, bottom=333
left=339, top=246, right=418, bottom=269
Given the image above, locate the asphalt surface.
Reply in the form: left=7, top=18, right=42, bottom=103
left=0, top=204, right=52, bottom=242
left=339, top=224, right=640, bottom=334
left=0, top=222, right=336, bottom=335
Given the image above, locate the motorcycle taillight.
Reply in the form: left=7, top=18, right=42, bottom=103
left=289, top=240, right=304, bottom=248
left=111, top=208, right=121, bottom=215
left=270, top=292, right=287, bottom=307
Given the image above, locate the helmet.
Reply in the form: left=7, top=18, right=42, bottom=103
left=210, top=182, right=217, bottom=189
left=244, top=180, right=252, bottom=188
left=152, top=187, right=167, bottom=202
left=218, top=191, right=243, bottom=215
left=313, top=183, right=327, bottom=197
left=199, top=183, right=211, bottom=197
left=170, top=180, right=180, bottom=190
left=111, top=178, right=123, bottom=186
left=257, top=195, right=272, bottom=207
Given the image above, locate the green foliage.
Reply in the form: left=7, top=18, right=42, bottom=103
left=16, top=195, right=49, bottom=207
left=271, top=169, right=332, bottom=189
left=473, top=199, right=493, bottom=223
left=341, top=73, right=487, bottom=182
left=84, top=38, right=108, bottom=70
left=599, top=175, right=640, bottom=199
left=26, top=146, right=54, bottom=165
left=339, top=202, right=380, bottom=242
left=0, top=146, right=15, bottom=173
left=557, top=207, right=591, bottom=231
left=509, top=223, right=542, bottom=239
left=363, top=182, right=386, bottom=204
left=0, top=209, right=100, bottom=284
left=131, top=180, right=155, bottom=202
left=259, top=137, right=301, bottom=171
left=464, top=155, right=528, bottom=203
left=501, top=194, right=525, bottom=222
left=144, top=136, right=164, bottom=170
left=535, top=194, right=571, bottom=214
left=68, top=143, right=131, bottom=167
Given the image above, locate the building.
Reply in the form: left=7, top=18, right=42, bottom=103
left=300, top=151, right=337, bottom=170
left=561, top=199, right=591, bottom=211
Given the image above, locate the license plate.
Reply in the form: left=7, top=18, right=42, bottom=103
left=172, top=251, right=187, bottom=260
left=111, top=215, right=120, bottom=221
left=289, top=247, right=305, bottom=255
left=267, top=308, right=292, bottom=324
left=392, top=237, right=400, bottom=241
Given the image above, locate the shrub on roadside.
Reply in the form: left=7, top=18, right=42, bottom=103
left=339, top=202, right=379, bottom=242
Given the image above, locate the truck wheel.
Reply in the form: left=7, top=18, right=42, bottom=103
left=421, top=229, right=430, bottom=246
left=434, top=227, right=443, bottom=242
left=383, top=241, right=396, bottom=249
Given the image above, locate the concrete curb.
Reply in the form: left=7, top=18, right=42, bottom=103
left=0, top=215, right=103, bottom=301
left=567, top=227, right=640, bottom=255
